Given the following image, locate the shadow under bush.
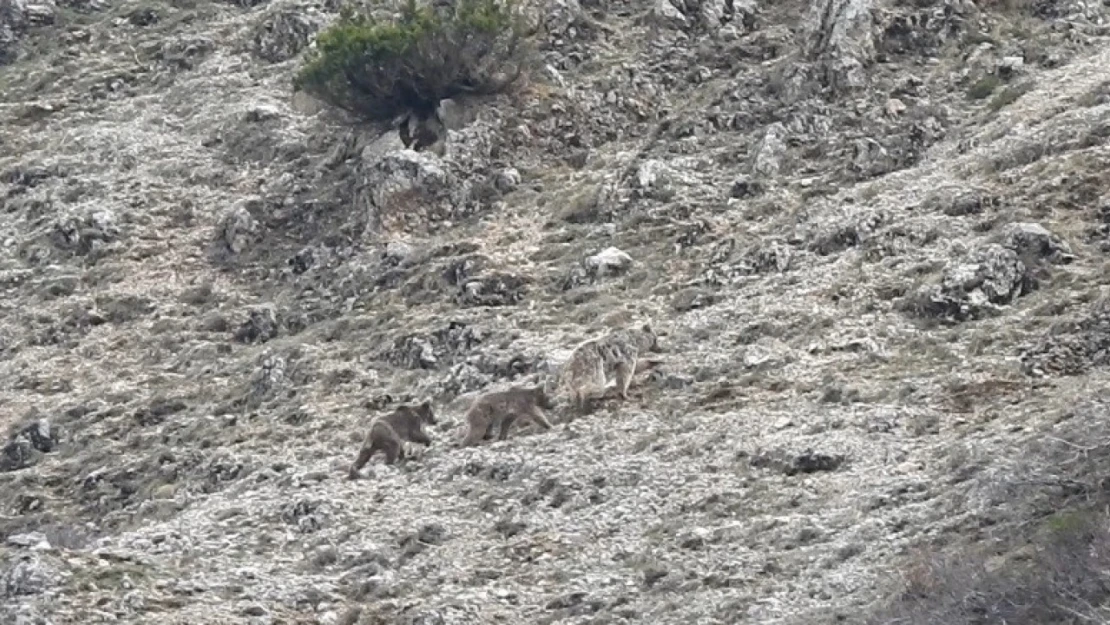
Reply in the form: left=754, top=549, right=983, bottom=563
left=294, top=0, right=531, bottom=123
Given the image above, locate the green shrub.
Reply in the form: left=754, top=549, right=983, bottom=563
left=988, top=80, right=1033, bottom=111
left=967, top=74, right=1002, bottom=100
left=294, top=0, right=530, bottom=122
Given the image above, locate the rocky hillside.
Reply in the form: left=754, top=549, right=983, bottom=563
left=4, top=0, right=1110, bottom=622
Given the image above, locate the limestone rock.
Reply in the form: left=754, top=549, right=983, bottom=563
left=902, top=244, right=1033, bottom=322
left=649, top=0, right=756, bottom=32
left=650, top=0, right=688, bottom=29
left=221, top=199, right=260, bottom=256
left=358, top=149, right=457, bottom=234
left=235, top=304, right=280, bottom=344
left=1021, top=297, right=1110, bottom=377
left=495, top=167, right=521, bottom=193
left=252, top=9, right=320, bottom=63
left=585, top=246, right=633, bottom=277
left=2, top=554, right=60, bottom=597
left=751, top=123, right=788, bottom=178
left=803, top=0, right=876, bottom=91
left=999, top=222, right=1075, bottom=264
left=0, top=0, right=56, bottom=65
left=50, top=208, right=119, bottom=257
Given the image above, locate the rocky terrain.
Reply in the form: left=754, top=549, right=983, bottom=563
left=4, top=0, right=1110, bottom=622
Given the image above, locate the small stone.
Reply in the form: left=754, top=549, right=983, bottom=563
left=310, top=546, right=339, bottom=568
left=1000, top=222, right=1074, bottom=264
left=7, top=532, right=50, bottom=550
left=383, top=240, right=415, bottom=265
left=127, top=7, right=158, bottom=26
left=751, top=123, right=788, bottom=177
left=998, top=55, right=1025, bottom=77
left=679, top=527, right=711, bottom=549
left=494, top=167, right=521, bottom=193
left=221, top=199, right=260, bottom=256
left=649, top=0, right=687, bottom=28
left=729, top=174, right=764, bottom=198
left=235, top=304, right=279, bottom=344
left=885, top=97, right=906, bottom=117
left=585, top=246, right=633, bottom=277
left=642, top=565, right=669, bottom=587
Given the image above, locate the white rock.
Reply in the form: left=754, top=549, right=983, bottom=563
left=751, top=122, right=788, bottom=177
left=650, top=0, right=687, bottom=28
left=221, top=199, right=259, bottom=255
left=7, top=532, right=50, bottom=550
left=585, top=246, right=633, bottom=276
left=999, top=55, right=1025, bottom=72
left=384, top=240, right=415, bottom=263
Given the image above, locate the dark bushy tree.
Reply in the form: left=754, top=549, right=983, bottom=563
left=294, top=0, right=530, bottom=124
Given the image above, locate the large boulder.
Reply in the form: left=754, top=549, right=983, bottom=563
left=357, top=150, right=457, bottom=235
left=900, top=244, right=1034, bottom=323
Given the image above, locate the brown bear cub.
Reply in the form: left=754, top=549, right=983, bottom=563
left=347, top=401, right=437, bottom=479
left=460, top=384, right=556, bottom=447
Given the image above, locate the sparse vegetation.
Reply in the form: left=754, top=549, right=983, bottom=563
left=967, top=74, right=1003, bottom=100
left=867, top=509, right=1110, bottom=624
left=989, top=80, right=1034, bottom=111
left=6, top=0, right=1110, bottom=619
left=867, top=410, right=1110, bottom=624
left=294, top=0, right=531, bottom=122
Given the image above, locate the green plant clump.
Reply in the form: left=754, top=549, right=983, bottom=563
left=988, top=80, right=1034, bottom=111
left=967, top=74, right=1003, bottom=100
left=295, top=0, right=529, bottom=122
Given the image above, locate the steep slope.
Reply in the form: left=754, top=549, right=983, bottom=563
left=3, top=0, right=1110, bottom=623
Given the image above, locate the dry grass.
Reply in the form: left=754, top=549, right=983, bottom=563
left=988, top=81, right=1035, bottom=112
left=868, top=511, right=1110, bottom=625
left=866, top=400, right=1110, bottom=624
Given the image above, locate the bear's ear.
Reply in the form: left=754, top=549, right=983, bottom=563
left=419, top=401, right=437, bottom=423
